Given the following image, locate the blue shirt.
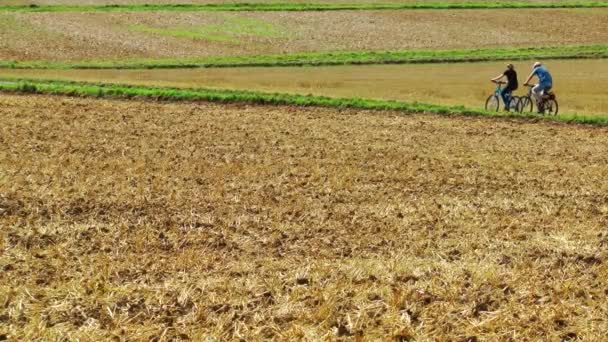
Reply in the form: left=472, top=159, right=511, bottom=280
left=533, top=66, right=553, bottom=86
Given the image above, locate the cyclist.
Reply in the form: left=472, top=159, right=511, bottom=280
left=490, top=63, right=518, bottom=111
left=523, top=61, right=553, bottom=113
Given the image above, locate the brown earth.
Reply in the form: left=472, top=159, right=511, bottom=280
left=1, top=93, right=607, bottom=340
left=1, top=9, right=607, bottom=61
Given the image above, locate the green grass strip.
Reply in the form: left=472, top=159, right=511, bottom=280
left=2, top=45, right=607, bottom=70
left=1, top=2, right=608, bottom=12
left=0, top=77, right=605, bottom=126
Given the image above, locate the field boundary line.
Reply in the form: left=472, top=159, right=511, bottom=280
left=2, top=2, right=608, bottom=12
left=2, top=45, right=607, bottom=70
left=0, top=77, right=606, bottom=126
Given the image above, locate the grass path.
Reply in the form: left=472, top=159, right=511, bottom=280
left=0, top=77, right=605, bottom=125
left=2, top=1, right=608, bottom=12
left=2, top=45, right=607, bottom=70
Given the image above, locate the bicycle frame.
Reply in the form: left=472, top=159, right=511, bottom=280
left=524, top=84, right=557, bottom=114
left=493, top=82, right=513, bottom=105
left=486, top=81, right=519, bottom=112
left=493, top=84, right=501, bottom=95
left=525, top=85, right=546, bottom=106
left=526, top=85, right=534, bottom=98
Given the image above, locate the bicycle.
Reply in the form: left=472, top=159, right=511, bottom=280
left=520, top=84, right=559, bottom=116
left=485, top=81, right=520, bottom=112
left=519, top=85, right=534, bottom=113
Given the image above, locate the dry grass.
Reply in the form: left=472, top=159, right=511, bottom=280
left=1, top=9, right=607, bottom=61
left=3, top=58, right=607, bottom=115
left=1, top=93, right=608, bottom=340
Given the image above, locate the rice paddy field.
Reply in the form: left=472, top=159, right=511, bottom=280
left=2, top=93, right=608, bottom=340
left=3, top=58, right=607, bottom=115
left=2, top=1, right=608, bottom=340
left=1, top=9, right=607, bottom=61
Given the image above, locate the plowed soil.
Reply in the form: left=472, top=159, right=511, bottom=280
left=1, top=9, right=607, bottom=61
left=1, top=94, right=607, bottom=340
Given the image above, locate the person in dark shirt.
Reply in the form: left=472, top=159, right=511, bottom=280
left=490, top=63, right=519, bottom=110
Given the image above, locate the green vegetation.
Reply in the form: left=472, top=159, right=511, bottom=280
left=130, top=15, right=285, bottom=43
left=1, top=2, right=608, bottom=12
left=129, top=25, right=239, bottom=42
left=1, top=45, right=606, bottom=70
left=0, top=77, right=605, bottom=125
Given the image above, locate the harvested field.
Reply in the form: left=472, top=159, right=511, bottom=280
left=1, top=9, right=607, bottom=61
left=2, top=93, right=608, bottom=339
left=3, top=59, right=606, bottom=115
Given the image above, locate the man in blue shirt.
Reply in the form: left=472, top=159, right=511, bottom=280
left=523, top=61, right=553, bottom=113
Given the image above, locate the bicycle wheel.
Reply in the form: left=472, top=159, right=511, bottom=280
left=520, top=96, right=534, bottom=113
left=508, top=96, right=521, bottom=112
left=485, top=95, right=499, bottom=112
left=544, top=99, right=559, bottom=116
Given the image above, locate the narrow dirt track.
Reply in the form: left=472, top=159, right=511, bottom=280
left=1, top=94, right=607, bottom=340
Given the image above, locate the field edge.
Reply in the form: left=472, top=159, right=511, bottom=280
left=1, top=45, right=607, bottom=70
left=1, top=77, right=606, bottom=126
left=2, top=1, right=608, bottom=12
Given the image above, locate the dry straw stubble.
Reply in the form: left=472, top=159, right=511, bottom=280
left=1, top=94, right=608, bottom=339
left=1, top=9, right=607, bottom=61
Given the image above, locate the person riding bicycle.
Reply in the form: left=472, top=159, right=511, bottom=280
left=490, top=63, right=518, bottom=111
left=523, top=61, right=553, bottom=113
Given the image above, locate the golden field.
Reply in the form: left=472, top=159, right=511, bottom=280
left=1, top=93, right=608, bottom=340
left=1, top=9, right=607, bottom=61
left=3, top=59, right=607, bottom=115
